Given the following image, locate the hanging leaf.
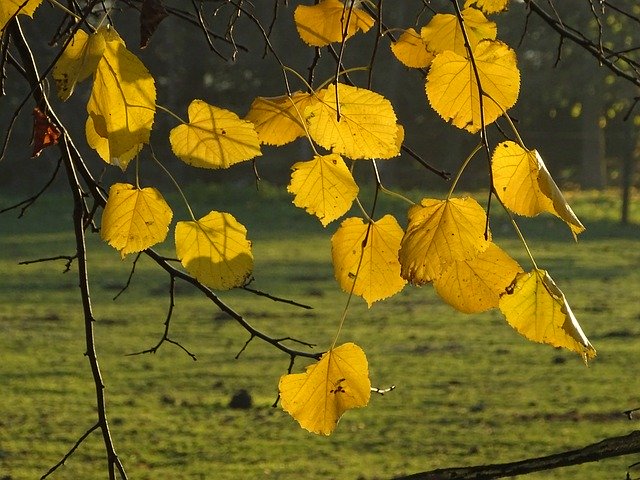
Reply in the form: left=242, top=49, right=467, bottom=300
left=390, top=28, right=435, bottom=69
left=426, top=39, right=520, bottom=133
left=288, top=153, right=358, bottom=226
left=421, top=7, right=497, bottom=56
left=175, top=211, right=253, bottom=290
left=279, top=342, right=371, bottom=435
left=433, top=242, right=522, bottom=313
left=139, top=0, right=168, bottom=49
left=31, top=107, right=61, bottom=158
left=305, top=83, right=399, bottom=160
left=0, top=0, right=41, bottom=30
left=492, top=141, right=585, bottom=238
left=101, top=183, right=173, bottom=258
left=245, top=92, right=316, bottom=146
left=86, top=116, right=141, bottom=170
left=499, top=269, right=596, bottom=362
left=170, top=99, right=261, bottom=169
left=294, top=0, right=374, bottom=47
left=399, top=197, right=491, bottom=285
left=331, top=215, right=407, bottom=307
left=86, top=27, right=156, bottom=162
left=464, top=0, right=510, bottom=14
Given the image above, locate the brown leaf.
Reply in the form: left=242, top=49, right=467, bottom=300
left=31, top=107, right=61, bottom=158
left=140, top=0, right=168, bottom=49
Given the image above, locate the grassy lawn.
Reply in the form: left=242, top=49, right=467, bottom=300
left=1, top=185, right=639, bottom=479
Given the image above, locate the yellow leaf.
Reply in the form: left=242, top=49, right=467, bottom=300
left=87, top=27, right=156, bottom=162
left=53, top=29, right=106, bottom=101
left=421, top=7, right=497, bottom=56
left=433, top=242, right=522, bottom=313
left=175, top=211, right=253, bottom=290
left=331, top=215, right=407, bottom=307
left=279, top=342, right=371, bottom=435
left=305, top=83, right=399, bottom=160
left=492, top=141, right=585, bottom=237
left=294, top=0, right=374, bottom=47
left=101, top=183, right=172, bottom=258
left=399, top=197, right=491, bottom=285
left=464, top=0, right=510, bottom=14
left=244, top=92, right=315, bottom=146
left=390, top=28, right=435, bottom=69
left=288, top=153, right=358, bottom=226
left=170, top=99, right=261, bottom=169
left=86, top=116, right=141, bottom=170
left=499, top=269, right=596, bottom=362
left=426, top=39, right=520, bottom=133
left=0, top=0, right=41, bottom=30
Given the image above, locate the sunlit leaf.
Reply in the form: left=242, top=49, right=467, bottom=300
left=101, top=183, right=173, bottom=258
left=492, top=141, right=585, bottom=238
left=0, top=0, right=41, bottom=30
left=464, top=0, right=510, bottom=14
left=53, top=29, right=106, bottom=101
left=390, top=28, right=435, bottom=69
left=175, top=211, right=253, bottom=290
left=288, top=153, right=358, bottom=226
left=433, top=242, right=522, bottom=313
left=332, top=215, right=407, bottom=307
left=86, top=116, right=141, bottom=170
left=399, top=197, right=491, bottom=284
left=305, top=83, right=399, bottom=160
left=294, top=0, right=374, bottom=47
left=279, top=342, right=370, bottom=435
left=245, top=92, right=315, bottom=146
left=499, top=269, right=596, bottom=362
left=426, top=39, right=520, bottom=133
left=170, top=99, right=261, bottom=169
left=421, top=7, right=497, bottom=56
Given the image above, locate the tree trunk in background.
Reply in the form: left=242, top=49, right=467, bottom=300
left=621, top=126, right=638, bottom=225
left=580, top=86, right=607, bottom=190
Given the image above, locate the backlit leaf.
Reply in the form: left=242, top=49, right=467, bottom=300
left=288, top=153, right=358, bottom=227
left=101, top=183, right=172, bottom=258
left=421, top=7, right=497, bottom=56
left=464, top=0, right=510, bottom=14
left=279, top=342, right=370, bottom=435
left=294, top=0, right=374, bottom=47
left=86, top=116, right=141, bottom=170
left=426, top=40, right=520, bottom=133
left=0, top=0, right=41, bottom=30
left=390, top=28, right=435, bottom=69
left=492, top=141, right=585, bottom=238
left=499, top=269, right=596, bottom=362
left=433, top=242, right=522, bottom=313
left=332, top=215, right=407, bottom=307
left=170, top=99, right=261, bottom=169
left=305, top=83, right=399, bottom=160
left=399, top=197, right=491, bottom=284
left=175, top=211, right=253, bottom=290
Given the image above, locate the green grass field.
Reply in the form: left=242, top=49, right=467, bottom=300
left=1, top=185, right=639, bottom=480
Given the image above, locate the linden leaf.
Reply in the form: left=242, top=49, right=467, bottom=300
left=86, top=116, right=141, bottom=170
left=426, top=39, right=520, bottom=133
left=279, top=342, right=371, bottom=435
left=464, top=0, right=510, bottom=14
left=101, top=183, right=173, bottom=258
left=288, top=153, right=358, bottom=227
left=305, top=83, right=399, bottom=160
left=87, top=27, right=156, bottom=162
left=331, top=215, right=407, bottom=307
left=244, top=92, right=316, bottom=146
left=390, top=28, right=435, bottom=69
left=433, top=242, right=522, bottom=313
left=0, top=0, right=41, bottom=30
left=421, top=7, right=497, bottom=56
left=294, top=0, right=374, bottom=47
left=170, top=99, right=261, bottom=169
left=175, top=211, right=253, bottom=290
left=399, top=197, right=491, bottom=285
left=499, top=269, right=596, bottom=362
left=53, top=29, right=106, bottom=101
left=492, top=141, right=585, bottom=238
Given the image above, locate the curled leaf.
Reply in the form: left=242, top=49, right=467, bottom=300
left=390, top=28, right=434, bottom=69
left=294, top=0, right=374, bottom=47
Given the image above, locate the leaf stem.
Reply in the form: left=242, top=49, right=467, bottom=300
left=446, top=143, right=482, bottom=200
left=499, top=199, right=539, bottom=270
left=156, top=104, right=186, bottom=125
left=150, top=148, right=196, bottom=222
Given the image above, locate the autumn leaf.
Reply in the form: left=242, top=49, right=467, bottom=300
left=101, top=183, right=173, bottom=258
left=421, top=7, right=497, bottom=56
left=399, top=197, right=491, bottom=284
left=0, top=0, right=41, bottom=30
left=305, top=83, right=399, bottom=160
left=175, top=211, right=253, bottom=290
left=331, top=215, right=406, bottom=307
left=390, top=28, right=435, bottom=69
left=492, top=141, right=585, bottom=238
left=288, top=153, right=358, bottom=226
left=86, top=116, right=141, bottom=170
left=87, top=27, right=156, bottom=162
left=279, top=342, right=371, bottom=435
left=170, top=99, right=261, bottom=169
left=433, top=242, right=522, bottom=313
left=499, top=269, right=596, bottom=362
left=464, top=0, right=510, bottom=14
left=426, top=39, right=520, bottom=133
left=139, top=0, right=168, bottom=49
left=31, top=107, right=61, bottom=158
left=294, top=0, right=374, bottom=47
